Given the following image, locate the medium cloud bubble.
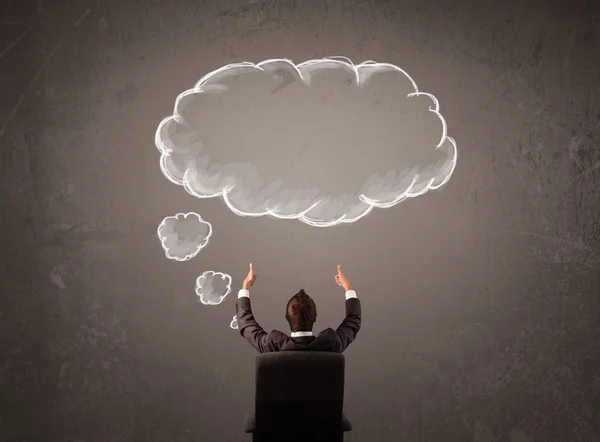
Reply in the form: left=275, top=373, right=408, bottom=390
left=157, top=212, right=212, bottom=261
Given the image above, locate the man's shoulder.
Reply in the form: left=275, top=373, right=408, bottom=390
left=316, top=328, right=336, bottom=340
left=269, top=329, right=291, bottom=344
left=312, top=328, right=341, bottom=352
left=270, top=329, right=289, bottom=338
left=265, top=329, right=291, bottom=351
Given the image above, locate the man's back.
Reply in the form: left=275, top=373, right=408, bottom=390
left=235, top=264, right=361, bottom=354
left=236, top=295, right=361, bottom=353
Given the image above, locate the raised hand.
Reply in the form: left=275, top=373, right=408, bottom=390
left=242, top=263, right=257, bottom=290
left=334, top=265, right=352, bottom=291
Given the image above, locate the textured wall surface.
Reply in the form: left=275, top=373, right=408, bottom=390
left=1, top=0, right=599, bottom=441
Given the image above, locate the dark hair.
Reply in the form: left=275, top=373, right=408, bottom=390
left=285, top=289, right=317, bottom=332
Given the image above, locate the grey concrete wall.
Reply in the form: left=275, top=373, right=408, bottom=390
left=1, top=0, right=599, bottom=441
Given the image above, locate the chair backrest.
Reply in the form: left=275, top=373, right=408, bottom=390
left=254, top=351, right=345, bottom=434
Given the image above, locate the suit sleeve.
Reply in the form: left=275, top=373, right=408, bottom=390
left=236, top=296, right=279, bottom=353
left=334, top=298, right=361, bottom=353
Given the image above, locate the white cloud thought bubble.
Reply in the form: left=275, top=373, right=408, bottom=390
left=156, top=57, right=457, bottom=227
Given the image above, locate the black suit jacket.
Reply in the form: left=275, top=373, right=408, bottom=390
left=236, top=295, right=361, bottom=353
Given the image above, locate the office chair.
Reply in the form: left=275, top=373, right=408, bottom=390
left=243, top=351, right=352, bottom=442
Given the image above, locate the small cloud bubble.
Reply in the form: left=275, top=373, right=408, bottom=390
left=195, top=271, right=232, bottom=305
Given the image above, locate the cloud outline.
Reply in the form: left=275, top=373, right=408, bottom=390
left=156, top=57, right=458, bottom=227
left=156, top=212, right=213, bottom=261
left=195, top=270, right=232, bottom=305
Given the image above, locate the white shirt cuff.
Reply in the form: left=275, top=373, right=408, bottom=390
left=345, top=290, right=357, bottom=300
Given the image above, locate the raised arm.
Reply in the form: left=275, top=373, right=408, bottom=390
left=333, top=265, right=362, bottom=352
left=235, top=264, right=275, bottom=353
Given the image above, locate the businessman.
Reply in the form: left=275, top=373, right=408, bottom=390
left=235, top=263, right=361, bottom=353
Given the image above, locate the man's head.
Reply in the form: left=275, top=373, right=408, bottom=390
left=285, top=289, right=317, bottom=332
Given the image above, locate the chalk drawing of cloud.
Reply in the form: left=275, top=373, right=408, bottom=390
left=156, top=57, right=457, bottom=227
left=195, top=271, right=232, bottom=305
left=157, top=212, right=212, bottom=261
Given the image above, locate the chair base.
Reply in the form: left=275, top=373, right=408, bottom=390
left=251, top=431, right=345, bottom=442
left=244, top=412, right=351, bottom=433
